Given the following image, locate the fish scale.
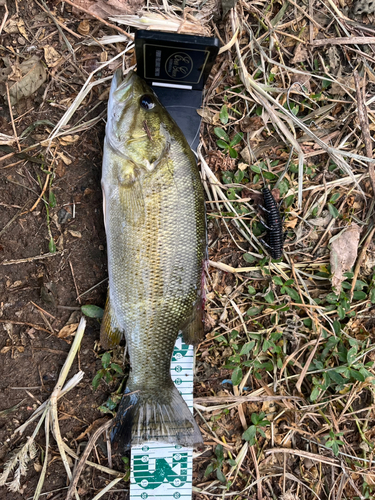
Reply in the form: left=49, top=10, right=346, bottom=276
left=101, top=70, right=206, bottom=452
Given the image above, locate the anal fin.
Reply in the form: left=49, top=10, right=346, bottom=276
left=181, top=299, right=204, bottom=346
left=100, top=290, right=124, bottom=349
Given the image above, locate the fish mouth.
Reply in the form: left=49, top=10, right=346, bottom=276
left=112, top=69, right=138, bottom=103
left=116, top=70, right=137, bottom=91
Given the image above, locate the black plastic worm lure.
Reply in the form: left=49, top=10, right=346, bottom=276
left=262, top=187, right=283, bottom=260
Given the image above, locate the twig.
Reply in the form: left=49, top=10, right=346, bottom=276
left=349, top=226, right=375, bottom=301
left=62, top=0, right=134, bottom=41
left=66, top=420, right=113, bottom=500
left=250, top=445, right=262, bottom=500
left=35, top=0, right=81, bottom=39
left=91, top=477, right=124, bottom=500
left=22, top=163, right=52, bottom=215
left=1, top=251, right=65, bottom=265
left=5, top=83, right=20, bottom=152
left=354, top=71, right=375, bottom=193
left=69, top=259, right=81, bottom=304
left=194, top=395, right=301, bottom=403
left=0, top=0, right=8, bottom=35
left=0, top=319, right=51, bottom=334
left=266, top=448, right=341, bottom=466
left=311, top=36, right=375, bottom=46
left=295, top=326, right=322, bottom=393
left=76, top=277, right=108, bottom=300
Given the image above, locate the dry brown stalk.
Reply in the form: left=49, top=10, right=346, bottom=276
left=194, top=395, right=301, bottom=403
left=354, top=72, right=374, bottom=187
left=5, top=83, right=20, bottom=152
left=66, top=419, right=114, bottom=500
left=62, top=0, right=134, bottom=41
left=1, top=251, right=65, bottom=265
left=34, top=0, right=82, bottom=39
left=0, top=1, right=8, bottom=35
left=266, top=448, right=341, bottom=466
left=349, top=226, right=375, bottom=301
left=312, top=36, right=375, bottom=46
left=0, top=318, right=51, bottom=334
left=295, top=326, right=322, bottom=394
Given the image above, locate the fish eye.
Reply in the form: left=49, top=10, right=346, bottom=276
left=140, top=95, right=155, bottom=110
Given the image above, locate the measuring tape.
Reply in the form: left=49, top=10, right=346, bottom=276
left=130, top=334, right=194, bottom=499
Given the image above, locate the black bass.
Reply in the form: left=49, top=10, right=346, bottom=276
left=100, top=70, right=206, bottom=451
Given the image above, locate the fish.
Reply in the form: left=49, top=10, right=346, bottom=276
left=100, top=69, right=206, bottom=452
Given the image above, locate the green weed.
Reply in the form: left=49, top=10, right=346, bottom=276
left=214, top=127, right=243, bottom=159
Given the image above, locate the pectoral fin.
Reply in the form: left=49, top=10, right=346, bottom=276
left=119, top=179, right=145, bottom=226
left=100, top=290, right=124, bottom=349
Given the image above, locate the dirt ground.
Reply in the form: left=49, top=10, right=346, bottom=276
left=0, top=82, right=115, bottom=500
left=0, top=3, right=127, bottom=499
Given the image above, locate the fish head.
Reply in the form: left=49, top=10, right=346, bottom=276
left=106, top=70, right=170, bottom=181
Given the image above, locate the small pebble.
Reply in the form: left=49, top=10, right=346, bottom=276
left=58, top=208, right=72, bottom=224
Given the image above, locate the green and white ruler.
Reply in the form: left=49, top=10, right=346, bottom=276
left=130, top=334, right=194, bottom=499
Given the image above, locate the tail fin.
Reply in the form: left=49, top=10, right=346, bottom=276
left=111, top=384, right=203, bottom=452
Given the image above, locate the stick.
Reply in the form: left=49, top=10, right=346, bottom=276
left=66, top=420, right=113, bottom=500
left=5, top=83, right=20, bottom=152
left=62, top=0, right=134, bottom=41
left=311, top=36, right=375, bottom=46
left=1, top=251, right=65, bottom=265
left=354, top=71, right=375, bottom=192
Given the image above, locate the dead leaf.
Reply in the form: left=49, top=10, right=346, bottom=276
left=17, top=19, right=29, bottom=41
left=3, top=18, right=18, bottom=34
left=59, top=134, right=80, bottom=146
left=68, top=230, right=82, bottom=238
left=55, top=160, right=66, bottom=178
left=34, top=462, right=42, bottom=472
left=309, top=211, right=332, bottom=227
left=58, top=323, right=79, bottom=339
left=330, top=224, right=361, bottom=293
left=240, top=116, right=264, bottom=135
left=284, top=218, right=298, bottom=229
left=43, top=45, right=61, bottom=68
left=56, top=152, right=72, bottom=165
left=291, top=73, right=311, bottom=93
left=7, top=56, right=47, bottom=105
left=10, top=280, right=22, bottom=288
left=290, top=44, right=309, bottom=64
left=330, top=75, right=357, bottom=97
left=196, top=108, right=220, bottom=125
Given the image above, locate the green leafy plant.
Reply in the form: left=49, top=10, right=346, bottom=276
left=309, top=334, right=374, bottom=402
left=121, top=456, right=131, bottom=481
left=325, top=430, right=345, bottom=456
left=92, top=351, right=124, bottom=390
left=81, top=304, right=104, bottom=319
left=214, top=127, right=243, bottom=158
left=328, top=192, right=341, bottom=218
left=242, top=412, right=271, bottom=445
left=37, top=167, right=56, bottom=253
left=220, top=104, right=229, bottom=125
left=204, top=444, right=236, bottom=484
